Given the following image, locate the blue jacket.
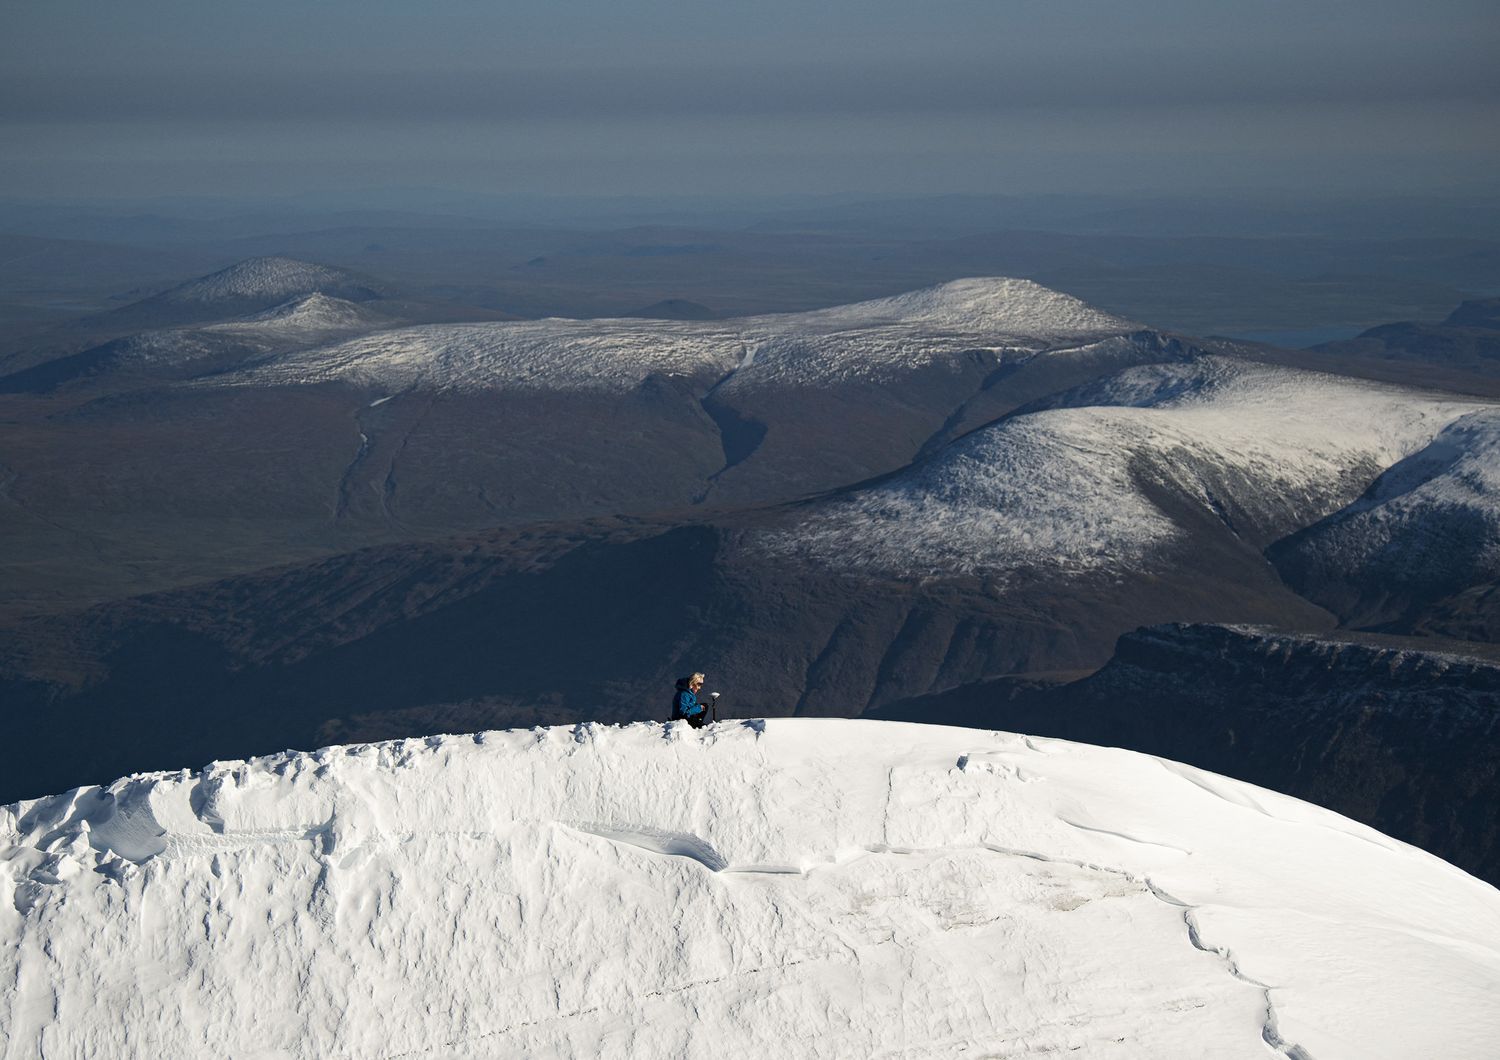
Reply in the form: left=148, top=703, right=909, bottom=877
left=673, top=680, right=705, bottom=719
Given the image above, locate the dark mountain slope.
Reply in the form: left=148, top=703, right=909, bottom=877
left=6, top=343, right=1497, bottom=797
left=0, top=469, right=1335, bottom=806
left=622, top=299, right=717, bottom=320
left=1295, top=294, right=1500, bottom=383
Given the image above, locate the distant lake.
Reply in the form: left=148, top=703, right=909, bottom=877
left=1222, top=325, right=1366, bottom=348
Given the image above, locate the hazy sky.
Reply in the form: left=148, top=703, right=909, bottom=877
left=4, top=0, right=1497, bottom=202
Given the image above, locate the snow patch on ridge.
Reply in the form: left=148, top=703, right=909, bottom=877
left=2, top=719, right=1497, bottom=1059
left=764, top=358, right=1492, bottom=578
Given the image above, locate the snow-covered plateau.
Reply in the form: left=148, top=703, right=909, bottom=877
left=763, top=358, right=1495, bottom=578
left=4, top=719, right=1497, bottom=1059
left=222, top=277, right=1136, bottom=393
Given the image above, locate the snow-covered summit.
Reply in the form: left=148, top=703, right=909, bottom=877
left=220, top=278, right=1136, bottom=394
left=764, top=358, right=1493, bottom=578
left=155, top=256, right=373, bottom=304
left=240, top=292, right=376, bottom=327
left=784, top=276, right=1134, bottom=335
left=3, top=719, right=1496, bottom=1058
left=207, top=292, right=385, bottom=336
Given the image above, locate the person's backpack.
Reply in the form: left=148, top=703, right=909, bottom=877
left=669, top=677, right=694, bottom=721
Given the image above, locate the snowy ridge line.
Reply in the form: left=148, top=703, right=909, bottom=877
left=3, top=719, right=1498, bottom=1059
left=209, top=277, right=1136, bottom=394
left=1274, top=407, right=1500, bottom=591
left=760, top=356, right=1497, bottom=579
left=1212, top=622, right=1500, bottom=666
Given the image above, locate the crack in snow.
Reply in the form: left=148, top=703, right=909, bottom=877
left=1144, top=881, right=1314, bottom=1060
left=378, top=957, right=826, bottom=1058
left=371, top=836, right=1292, bottom=1059
left=1058, top=817, right=1194, bottom=855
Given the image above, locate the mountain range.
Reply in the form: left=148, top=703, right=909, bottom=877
left=1, top=258, right=1496, bottom=891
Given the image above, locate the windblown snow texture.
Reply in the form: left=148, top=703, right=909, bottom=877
left=3, top=720, right=1497, bottom=1059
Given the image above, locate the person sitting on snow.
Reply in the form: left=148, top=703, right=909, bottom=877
left=670, top=672, right=716, bottom=729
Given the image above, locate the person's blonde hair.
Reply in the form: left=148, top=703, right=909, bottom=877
left=690, top=672, right=706, bottom=686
